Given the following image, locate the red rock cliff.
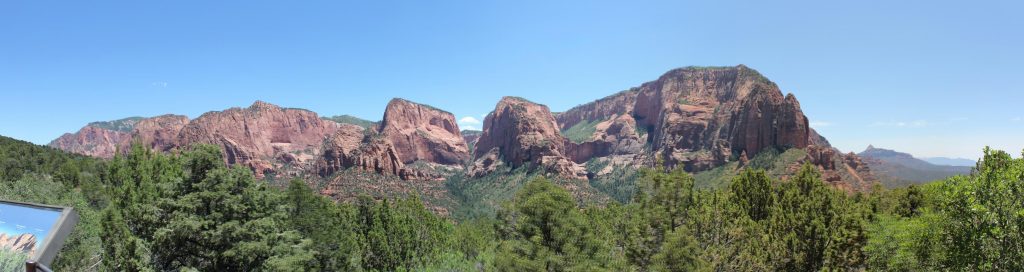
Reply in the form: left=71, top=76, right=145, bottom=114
left=556, top=65, right=810, bottom=171
left=49, top=126, right=131, bottom=159
left=473, top=97, right=587, bottom=179
left=118, top=114, right=190, bottom=152
left=380, top=98, right=470, bottom=165
left=317, top=124, right=414, bottom=178
left=176, top=101, right=340, bottom=178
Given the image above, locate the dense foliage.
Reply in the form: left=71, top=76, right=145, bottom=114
left=560, top=119, right=600, bottom=143
left=1, top=134, right=1023, bottom=271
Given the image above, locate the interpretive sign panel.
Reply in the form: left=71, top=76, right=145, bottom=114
left=0, top=200, right=77, bottom=270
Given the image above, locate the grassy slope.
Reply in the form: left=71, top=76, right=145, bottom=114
left=585, top=158, right=641, bottom=203
left=445, top=163, right=610, bottom=220
left=561, top=119, right=601, bottom=143
left=85, top=117, right=144, bottom=132
left=693, top=148, right=808, bottom=189
left=322, top=115, right=378, bottom=129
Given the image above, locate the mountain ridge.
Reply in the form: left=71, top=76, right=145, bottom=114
left=922, top=156, right=976, bottom=167
left=49, top=65, right=879, bottom=193
left=858, top=145, right=972, bottom=186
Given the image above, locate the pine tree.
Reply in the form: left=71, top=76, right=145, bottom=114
left=653, top=226, right=707, bottom=272
left=729, top=169, right=773, bottom=221
left=495, top=177, right=612, bottom=271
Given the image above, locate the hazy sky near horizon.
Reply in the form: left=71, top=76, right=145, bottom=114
left=2, top=0, right=1022, bottom=160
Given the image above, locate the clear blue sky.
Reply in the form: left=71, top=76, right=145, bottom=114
left=2, top=0, right=1021, bottom=160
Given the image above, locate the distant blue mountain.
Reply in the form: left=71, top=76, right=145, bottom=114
left=859, top=145, right=973, bottom=187
left=922, top=157, right=976, bottom=167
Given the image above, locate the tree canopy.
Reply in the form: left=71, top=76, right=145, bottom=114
left=0, top=135, right=1020, bottom=271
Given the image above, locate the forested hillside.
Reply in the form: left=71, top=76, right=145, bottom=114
left=1, top=135, right=1022, bottom=271
left=0, top=136, right=106, bottom=270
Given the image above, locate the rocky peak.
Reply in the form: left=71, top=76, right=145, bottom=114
left=86, top=117, right=144, bottom=132
left=318, top=125, right=409, bottom=178
left=472, top=96, right=586, bottom=179
left=474, top=96, right=564, bottom=162
left=51, top=115, right=189, bottom=158
left=316, top=98, right=468, bottom=180
left=379, top=98, right=469, bottom=165
left=797, top=145, right=876, bottom=192
left=248, top=100, right=281, bottom=112
left=55, top=99, right=470, bottom=181
left=556, top=65, right=810, bottom=172
left=859, top=145, right=915, bottom=160
left=177, top=101, right=340, bottom=178
left=121, top=114, right=190, bottom=152
left=49, top=125, right=131, bottom=159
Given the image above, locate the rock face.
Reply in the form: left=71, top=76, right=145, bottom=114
left=809, top=128, right=831, bottom=147
left=49, top=126, right=130, bottom=159
left=120, top=114, right=190, bottom=152
left=50, top=65, right=876, bottom=193
left=0, top=233, right=37, bottom=255
left=54, top=99, right=470, bottom=181
left=461, top=130, right=482, bottom=154
left=550, top=65, right=874, bottom=191
left=472, top=97, right=587, bottom=179
left=564, top=113, right=644, bottom=162
left=177, top=101, right=340, bottom=178
left=796, top=145, right=875, bottom=192
left=317, top=125, right=410, bottom=178
left=315, top=98, right=469, bottom=180
left=556, top=65, right=809, bottom=172
left=465, top=66, right=872, bottom=190
left=51, top=115, right=189, bottom=159
left=380, top=99, right=470, bottom=165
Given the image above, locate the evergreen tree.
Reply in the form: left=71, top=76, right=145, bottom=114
left=100, top=208, right=152, bottom=272
left=495, top=177, right=611, bottom=271
left=653, top=226, right=707, bottom=272
left=771, top=164, right=867, bottom=271
left=102, top=144, right=314, bottom=271
left=356, top=194, right=452, bottom=271
left=624, top=168, right=697, bottom=270
left=284, top=180, right=362, bottom=271
left=729, top=169, right=773, bottom=221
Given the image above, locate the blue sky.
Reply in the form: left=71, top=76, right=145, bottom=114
left=1, top=0, right=1021, bottom=160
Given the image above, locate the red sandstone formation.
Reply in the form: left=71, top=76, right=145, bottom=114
left=49, top=126, right=130, bottom=159
left=791, top=145, right=876, bottom=192
left=380, top=98, right=470, bottom=165
left=472, top=97, right=587, bottom=179
left=49, top=65, right=877, bottom=192
left=176, top=101, right=340, bottom=178
left=317, top=125, right=410, bottom=178
left=556, top=65, right=809, bottom=171
left=119, top=114, right=190, bottom=152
